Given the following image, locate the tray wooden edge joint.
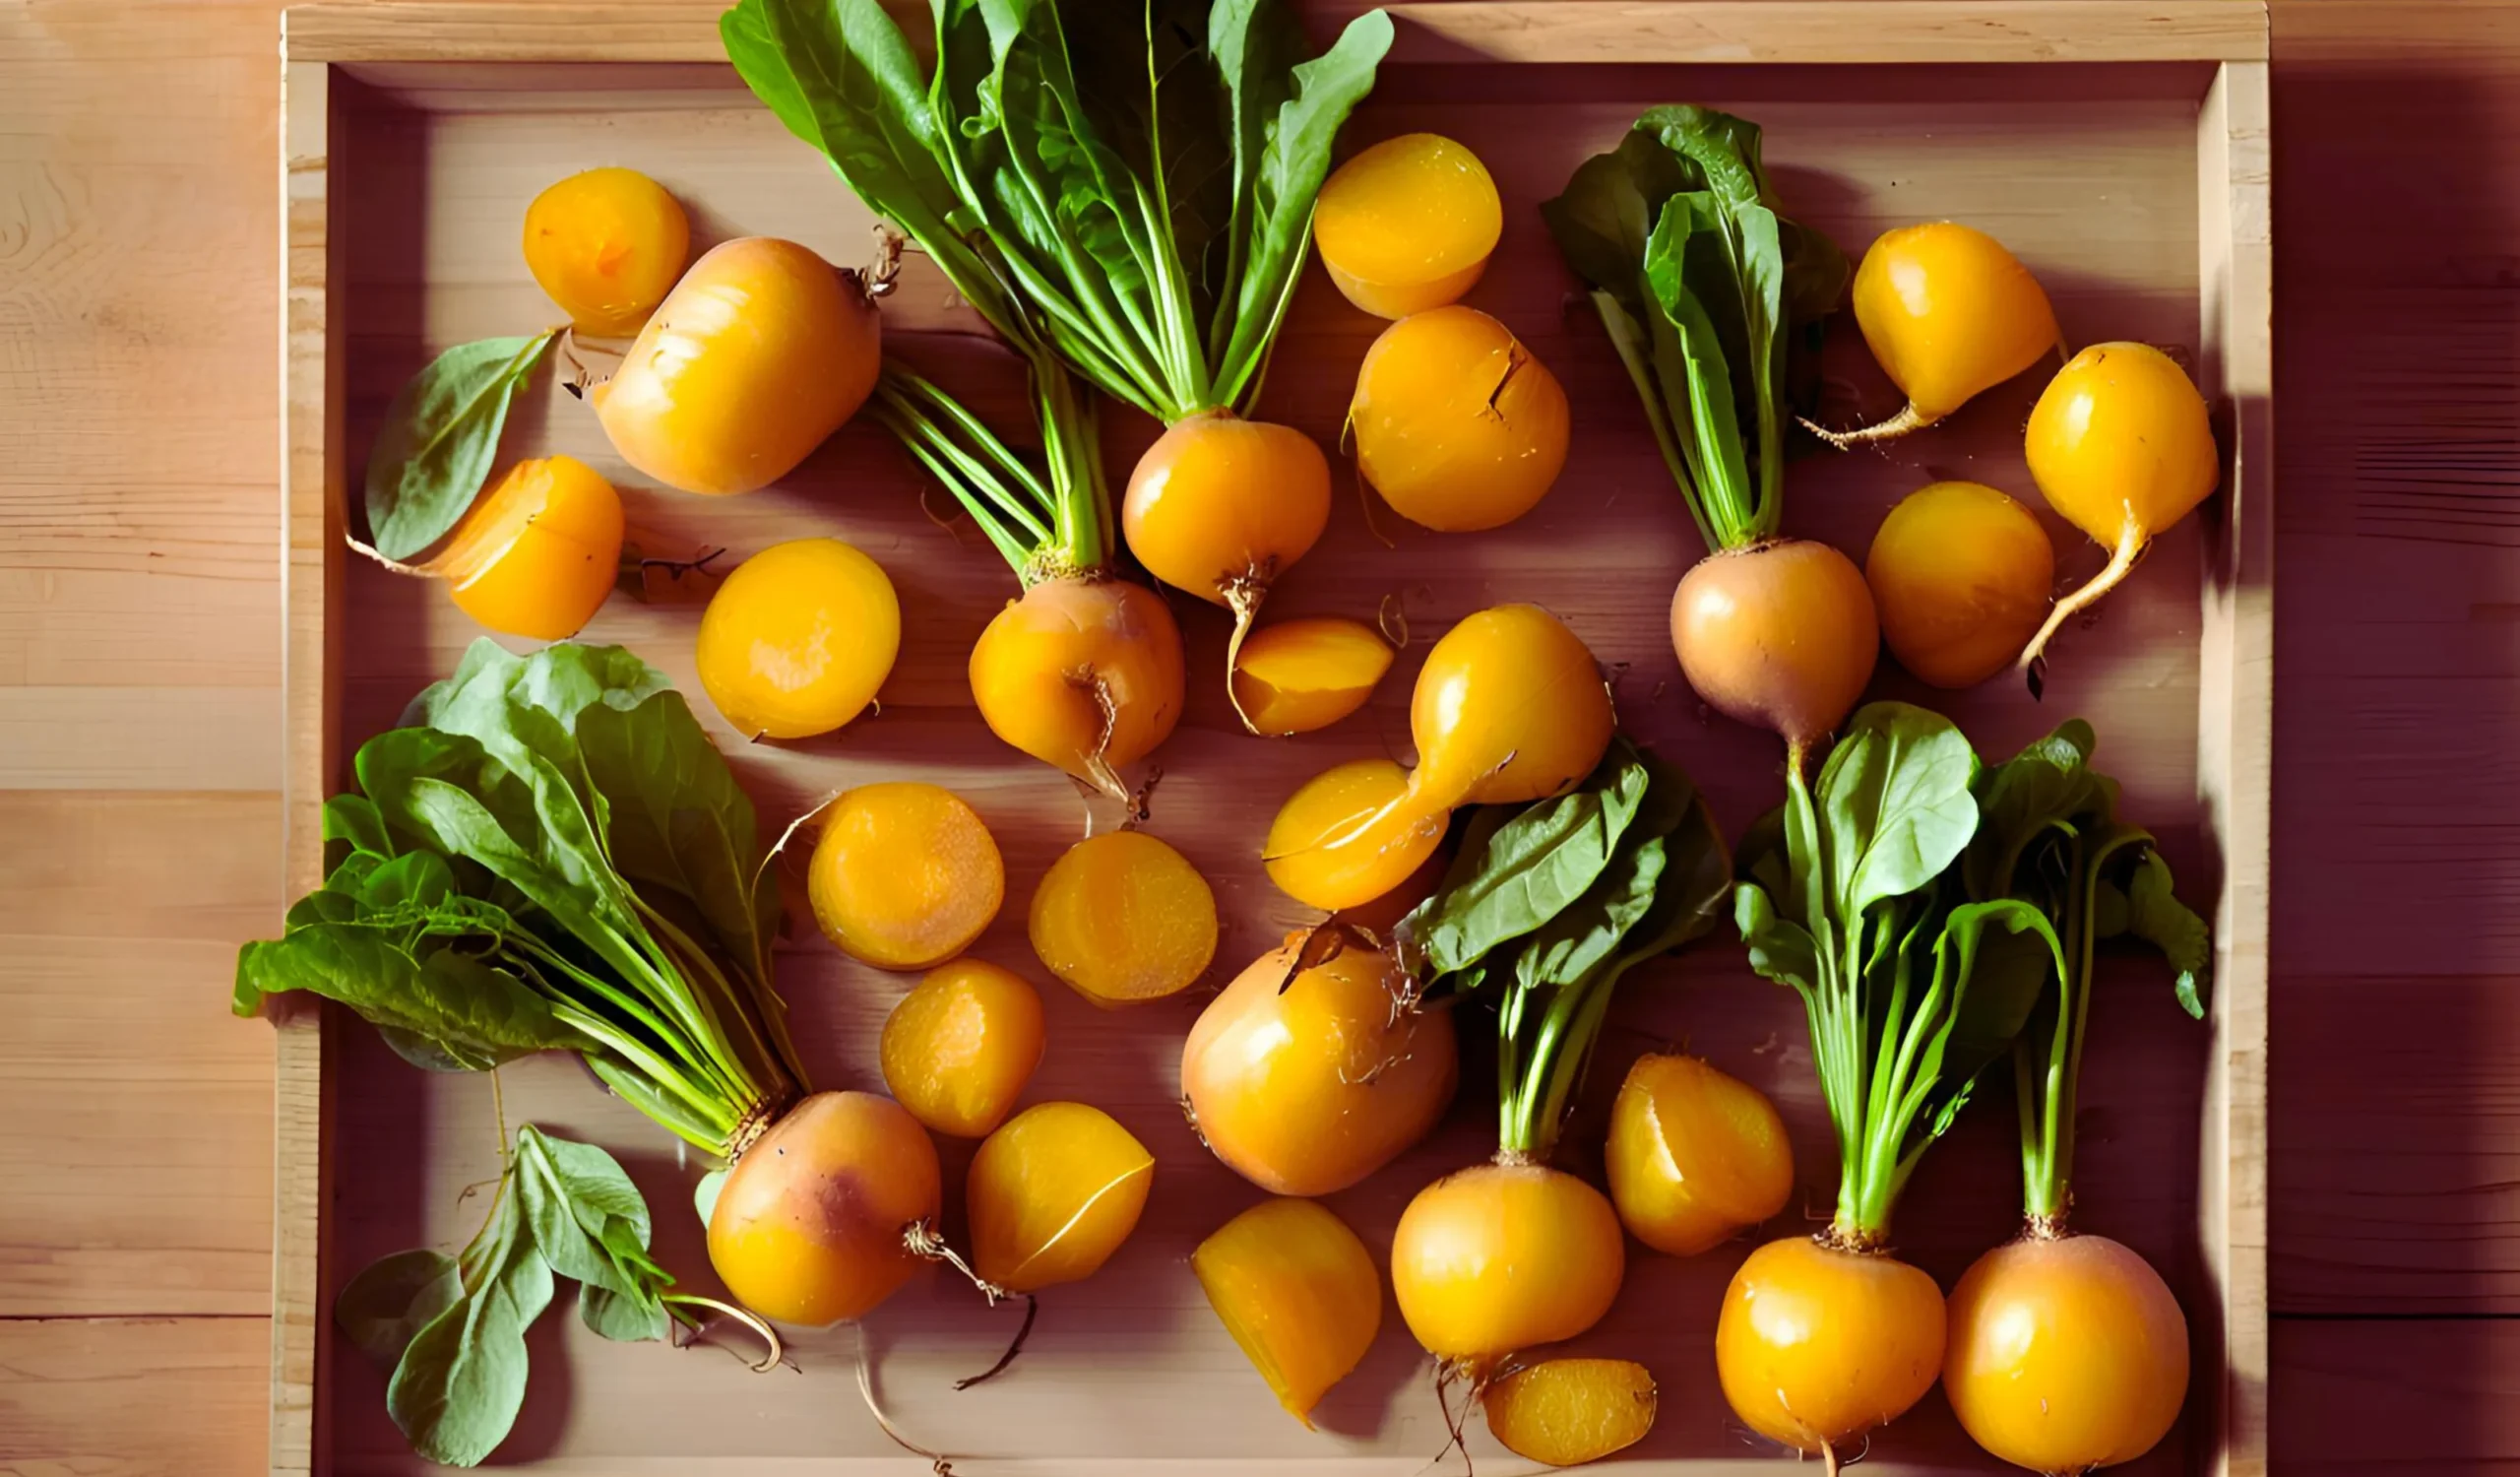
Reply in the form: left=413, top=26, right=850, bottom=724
left=279, top=1, right=2266, bottom=66
left=276, top=50, right=346, bottom=1477
left=2193, top=54, right=2273, bottom=1477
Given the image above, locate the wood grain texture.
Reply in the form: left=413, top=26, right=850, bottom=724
left=0, top=0, right=2514, bottom=1474
left=273, top=55, right=343, bottom=1477
left=2192, top=58, right=2273, bottom=1477
left=2265, top=0, right=2520, bottom=1318
left=0, top=1316, right=273, bottom=1477
left=284, top=0, right=2270, bottom=64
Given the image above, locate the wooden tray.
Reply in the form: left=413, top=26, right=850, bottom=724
left=274, top=4, right=2271, bottom=1472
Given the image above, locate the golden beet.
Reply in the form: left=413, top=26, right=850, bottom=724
left=1484, top=1358, right=1659, bottom=1467
left=880, top=960, right=1044, bottom=1139
left=1182, top=936, right=1457, bottom=1196
left=695, top=538, right=900, bottom=740
left=431, top=454, right=623, bottom=641
left=968, top=1102, right=1154, bottom=1295
left=1605, top=1054, right=1794, bottom=1258
left=1194, top=1198, right=1383, bottom=1426
left=1314, top=134, right=1502, bottom=318
left=1030, top=830, right=1218, bottom=1005
left=594, top=237, right=879, bottom=495
left=706, top=1091, right=940, bottom=1327
left=522, top=166, right=689, bottom=337
left=806, top=783, right=1003, bottom=971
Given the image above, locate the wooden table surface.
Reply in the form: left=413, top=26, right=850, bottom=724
left=1, top=0, right=2512, bottom=1470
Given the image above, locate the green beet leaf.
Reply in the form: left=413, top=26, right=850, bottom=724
left=386, top=1174, right=552, bottom=1468
left=1732, top=702, right=2071, bottom=1241
left=1544, top=105, right=1845, bottom=555
left=363, top=332, right=555, bottom=561
left=336, top=1249, right=464, bottom=1366
left=725, top=0, right=1388, bottom=422
left=1401, top=747, right=1650, bottom=980
left=1959, top=722, right=2214, bottom=1223
left=232, top=928, right=589, bottom=1069
left=1814, top=701, right=1981, bottom=918
left=346, top=1124, right=691, bottom=1468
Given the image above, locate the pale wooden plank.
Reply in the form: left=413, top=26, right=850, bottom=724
left=0, top=936, right=273, bottom=1316
left=0, top=10, right=282, bottom=495
left=0, top=791, right=282, bottom=942
left=2193, top=57, right=2273, bottom=1477
left=0, top=568, right=281, bottom=690
left=284, top=0, right=2269, bottom=65
left=273, top=53, right=342, bottom=1477
left=0, top=687, right=278, bottom=791
left=0, top=1316, right=271, bottom=1477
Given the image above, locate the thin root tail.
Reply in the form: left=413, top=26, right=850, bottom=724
left=954, top=1293, right=1040, bottom=1390
left=1799, top=403, right=1931, bottom=449
left=1221, top=571, right=1272, bottom=737
left=2017, top=524, right=2147, bottom=683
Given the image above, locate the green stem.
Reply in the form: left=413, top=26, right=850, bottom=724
left=553, top=1004, right=737, bottom=1139
left=587, top=1055, right=739, bottom=1156
left=875, top=358, right=1110, bottom=582
left=1589, top=293, right=1718, bottom=555
left=502, top=933, right=698, bottom=1076
left=1034, top=355, right=1111, bottom=573
left=2013, top=1042, right=2047, bottom=1218
left=880, top=372, right=1055, bottom=532
left=641, top=901, right=801, bottom=1107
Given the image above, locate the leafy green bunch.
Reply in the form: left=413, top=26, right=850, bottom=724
left=234, top=639, right=806, bottom=1158
left=1734, top=704, right=2067, bottom=1244
left=235, top=642, right=807, bottom=1465
left=1735, top=705, right=2214, bottom=1246
left=341, top=1125, right=767, bottom=1466
left=1399, top=738, right=1733, bottom=1160
left=726, top=0, right=1390, bottom=424
left=1966, top=721, right=2210, bottom=1227
left=723, top=0, right=1390, bottom=583
left=1544, top=105, right=1847, bottom=554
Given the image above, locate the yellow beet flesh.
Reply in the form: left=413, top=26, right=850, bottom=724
left=968, top=576, right=1184, bottom=796
left=1182, top=936, right=1457, bottom=1196
left=2020, top=342, right=2220, bottom=672
left=1231, top=617, right=1392, bottom=737
left=1391, top=1162, right=1625, bottom=1364
left=522, top=166, right=689, bottom=337
left=1030, top=830, right=1218, bottom=1005
left=1314, top=133, right=1502, bottom=318
left=880, top=960, right=1045, bottom=1139
left=1264, top=758, right=1447, bottom=914
left=1944, top=1232, right=2189, bottom=1473
left=1715, top=1236, right=1946, bottom=1453
left=1352, top=306, right=1569, bottom=533
left=968, top=1102, right=1154, bottom=1295
left=706, top=1091, right=940, bottom=1327
left=1605, top=1054, right=1795, bottom=1258
left=1122, top=413, right=1330, bottom=605
left=593, top=236, right=878, bottom=495
left=1415, top=604, right=1615, bottom=807
left=1483, top=1358, right=1659, bottom=1467
left=1866, top=481, right=2055, bottom=690
left=431, top=454, right=624, bottom=641
left=1193, top=1198, right=1383, bottom=1427
left=696, top=538, right=900, bottom=739
left=1841, top=221, right=2059, bottom=438
left=806, top=783, right=1003, bottom=972
left=1670, top=540, right=1879, bottom=758
left=1262, top=606, right=1608, bottom=913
